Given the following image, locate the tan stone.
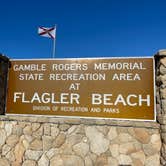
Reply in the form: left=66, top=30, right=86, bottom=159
left=59, top=143, right=73, bottom=155
left=131, top=150, right=145, bottom=165
left=29, top=139, right=43, bottom=151
left=145, top=154, right=160, bottom=166
left=50, top=155, right=63, bottom=166
left=107, top=127, right=118, bottom=140
left=23, top=126, right=32, bottom=135
left=134, top=128, right=150, bottom=144
left=53, top=132, right=66, bottom=148
left=0, top=158, right=10, bottom=166
left=95, top=156, right=108, bottom=166
left=62, top=155, right=84, bottom=166
left=22, top=160, right=37, bottom=166
left=14, top=142, right=25, bottom=163
left=6, top=135, right=19, bottom=147
left=132, top=158, right=143, bottom=166
left=118, top=133, right=133, bottom=143
left=119, top=142, right=136, bottom=154
left=109, top=144, right=119, bottom=157
left=73, top=142, right=89, bottom=157
left=150, top=134, right=161, bottom=152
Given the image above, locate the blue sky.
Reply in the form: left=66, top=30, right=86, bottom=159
left=1, top=0, right=166, bottom=59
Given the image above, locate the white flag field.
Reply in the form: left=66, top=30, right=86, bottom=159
left=38, top=26, right=56, bottom=39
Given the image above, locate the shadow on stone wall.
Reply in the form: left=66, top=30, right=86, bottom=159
left=0, top=54, right=10, bottom=115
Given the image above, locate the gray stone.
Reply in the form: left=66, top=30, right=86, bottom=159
left=32, top=123, right=40, bottom=132
left=42, top=136, right=53, bottom=151
left=12, top=124, right=23, bottom=136
left=59, top=124, right=70, bottom=131
left=107, top=127, right=118, bottom=140
left=2, top=144, right=11, bottom=156
left=51, top=125, right=59, bottom=137
left=6, top=150, right=15, bottom=162
left=85, top=126, right=109, bottom=155
left=22, top=160, right=37, bottom=166
left=46, top=148, right=59, bottom=160
left=143, top=143, right=159, bottom=156
left=85, top=156, right=93, bottom=166
left=33, top=126, right=43, bottom=138
left=0, top=129, right=6, bottom=147
left=108, top=157, right=118, bottom=166
left=66, top=134, right=83, bottom=146
left=38, top=154, right=49, bottom=166
left=25, top=150, right=43, bottom=160
left=118, top=154, right=132, bottom=165
left=43, top=123, right=51, bottom=136
left=109, top=144, right=119, bottom=157
left=4, top=123, right=12, bottom=136
left=73, top=142, right=89, bottom=157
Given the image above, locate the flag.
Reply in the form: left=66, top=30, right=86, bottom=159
left=38, top=26, right=56, bottom=39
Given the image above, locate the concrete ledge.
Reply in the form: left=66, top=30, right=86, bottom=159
left=0, top=115, right=160, bottom=129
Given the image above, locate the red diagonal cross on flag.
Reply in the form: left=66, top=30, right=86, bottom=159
left=38, top=26, right=56, bottom=39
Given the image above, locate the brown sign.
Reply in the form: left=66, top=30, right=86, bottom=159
left=6, top=57, right=155, bottom=121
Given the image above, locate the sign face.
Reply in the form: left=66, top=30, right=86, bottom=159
left=6, top=57, right=155, bottom=121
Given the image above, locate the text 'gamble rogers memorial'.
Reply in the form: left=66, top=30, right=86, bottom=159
left=13, top=61, right=146, bottom=81
left=6, top=58, right=155, bottom=120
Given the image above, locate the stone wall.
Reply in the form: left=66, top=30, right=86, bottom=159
left=155, top=50, right=166, bottom=165
left=0, top=116, right=161, bottom=166
left=0, top=55, right=10, bottom=115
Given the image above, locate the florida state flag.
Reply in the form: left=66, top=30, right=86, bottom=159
left=38, top=26, right=56, bottom=39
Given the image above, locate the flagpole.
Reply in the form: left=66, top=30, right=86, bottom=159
left=52, top=25, right=56, bottom=58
